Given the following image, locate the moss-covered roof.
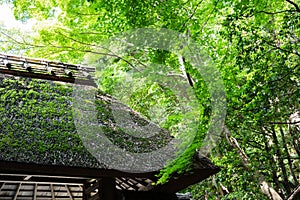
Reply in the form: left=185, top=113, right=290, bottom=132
left=0, top=75, right=102, bottom=168
left=0, top=74, right=174, bottom=169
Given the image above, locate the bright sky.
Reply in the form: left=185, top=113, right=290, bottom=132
left=0, top=3, right=35, bottom=31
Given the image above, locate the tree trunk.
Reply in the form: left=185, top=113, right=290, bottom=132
left=270, top=126, right=292, bottom=194
left=279, top=126, right=299, bottom=186
left=224, top=127, right=283, bottom=200
left=178, top=56, right=194, bottom=87
left=260, top=181, right=284, bottom=200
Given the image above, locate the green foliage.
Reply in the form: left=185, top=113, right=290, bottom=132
left=1, top=0, right=300, bottom=199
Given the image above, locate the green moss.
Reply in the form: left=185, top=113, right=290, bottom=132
left=0, top=76, right=102, bottom=168
left=0, top=76, right=172, bottom=168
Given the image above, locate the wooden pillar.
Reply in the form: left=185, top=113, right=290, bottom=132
left=98, top=177, right=116, bottom=200
left=83, top=181, right=90, bottom=200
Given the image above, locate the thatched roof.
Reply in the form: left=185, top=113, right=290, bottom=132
left=0, top=53, right=220, bottom=199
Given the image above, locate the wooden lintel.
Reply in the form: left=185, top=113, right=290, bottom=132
left=0, top=161, right=157, bottom=179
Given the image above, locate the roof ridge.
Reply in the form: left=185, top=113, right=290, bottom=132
left=0, top=53, right=96, bottom=86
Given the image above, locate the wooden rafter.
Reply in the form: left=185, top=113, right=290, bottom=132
left=13, top=183, right=21, bottom=200
left=66, top=185, right=74, bottom=200
left=33, top=183, right=37, bottom=200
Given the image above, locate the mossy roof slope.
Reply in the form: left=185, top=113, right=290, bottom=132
left=0, top=75, right=100, bottom=168
left=0, top=74, right=172, bottom=169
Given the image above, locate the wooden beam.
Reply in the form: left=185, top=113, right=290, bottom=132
left=0, top=161, right=157, bottom=179
left=0, top=174, right=88, bottom=184
left=13, top=183, right=21, bottom=200
left=33, top=183, right=37, bottom=200
left=119, top=178, right=139, bottom=191
left=0, top=182, right=5, bottom=191
left=65, top=185, right=74, bottom=200
left=24, top=176, right=31, bottom=180
left=50, top=184, right=55, bottom=200
left=0, top=68, right=96, bottom=86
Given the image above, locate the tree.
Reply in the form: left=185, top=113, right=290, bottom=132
left=0, top=0, right=299, bottom=199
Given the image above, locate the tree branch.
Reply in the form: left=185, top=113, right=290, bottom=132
left=1, top=30, right=144, bottom=72
left=279, top=126, right=299, bottom=186
left=56, top=31, right=147, bottom=71
left=180, top=0, right=204, bottom=31
left=178, top=56, right=194, bottom=87
left=268, top=121, right=300, bottom=125
left=286, top=0, right=300, bottom=12
left=268, top=64, right=300, bottom=84
left=256, top=9, right=298, bottom=15
left=287, top=185, right=300, bottom=200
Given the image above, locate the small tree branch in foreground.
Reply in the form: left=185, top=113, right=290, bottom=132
left=287, top=185, right=300, bottom=200
left=286, top=0, right=300, bottom=12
